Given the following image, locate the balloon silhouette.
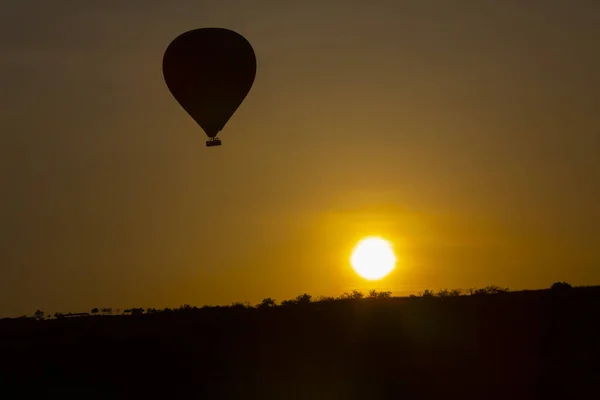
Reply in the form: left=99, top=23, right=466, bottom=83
left=162, top=28, right=257, bottom=147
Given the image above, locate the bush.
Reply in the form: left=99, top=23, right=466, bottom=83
left=551, top=282, right=572, bottom=291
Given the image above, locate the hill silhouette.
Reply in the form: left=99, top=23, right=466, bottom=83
left=1, top=283, right=598, bottom=399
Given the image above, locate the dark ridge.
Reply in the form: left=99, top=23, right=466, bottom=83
left=1, top=285, right=598, bottom=399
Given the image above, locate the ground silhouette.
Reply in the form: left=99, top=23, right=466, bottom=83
left=1, top=284, right=598, bottom=399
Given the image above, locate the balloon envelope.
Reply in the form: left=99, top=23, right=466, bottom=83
left=162, top=28, right=257, bottom=139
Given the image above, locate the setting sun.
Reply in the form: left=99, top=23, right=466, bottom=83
left=350, top=236, right=397, bottom=281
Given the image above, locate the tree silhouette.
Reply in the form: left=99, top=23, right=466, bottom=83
left=91, top=308, right=99, bottom=315
left=368, top=290, right=392, bottom=299
left=231, top=301, right=251, bottom=309
left=33, top=310, right=44, bottom=321
left=176, top=304, right=196, bottom=313
left=124, top=308, right=144, bottom=316
left=474, top=285, right=509, bottom=295
left=257, top=297, right=277, bottom=309
left=295, top=293, right=312, bottom=304
left=316, top=295, right=336, bottom=302
left=339, top=290, right=364, bottom=300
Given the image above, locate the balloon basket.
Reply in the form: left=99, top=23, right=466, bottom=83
left=206, top=138, right=222, bottom=147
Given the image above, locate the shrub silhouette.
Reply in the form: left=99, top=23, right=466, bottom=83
left=280, top=299, right=296, bottom=306
left=316, top=295, right=336, bottom=302
left=294, top=293, right=312, bottom=304
left=472, top=285, right=509, bottom=295
left=339, top=290, right=364, bottom=300
left=123, top=307, right=145, bottom=316
left=551, top=281, right=572, bottom=291
left=367, top=289, right=392, bottom=299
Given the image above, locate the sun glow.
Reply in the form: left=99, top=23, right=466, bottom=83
left=350, top=236, right=397, bottom=281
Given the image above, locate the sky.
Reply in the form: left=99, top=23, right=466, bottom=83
left=1, top=0, right=599, bottom=317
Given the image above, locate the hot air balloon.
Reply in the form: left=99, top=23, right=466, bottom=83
left=162, top=28, right=257, bottom=147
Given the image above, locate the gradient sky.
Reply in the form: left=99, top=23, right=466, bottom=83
left=1, top=0, right=599, bottom=317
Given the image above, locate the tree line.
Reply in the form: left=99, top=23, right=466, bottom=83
left=22, top=282, right=574, bottom=321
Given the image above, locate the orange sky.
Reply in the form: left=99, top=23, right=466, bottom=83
left=1, top=1, right=599, bottom=317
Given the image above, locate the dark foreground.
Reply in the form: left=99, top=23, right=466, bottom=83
left=1, top=287, right=598, bottom=399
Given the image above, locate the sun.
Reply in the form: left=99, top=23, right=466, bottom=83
left=350, top=236, right=397, bottom=281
